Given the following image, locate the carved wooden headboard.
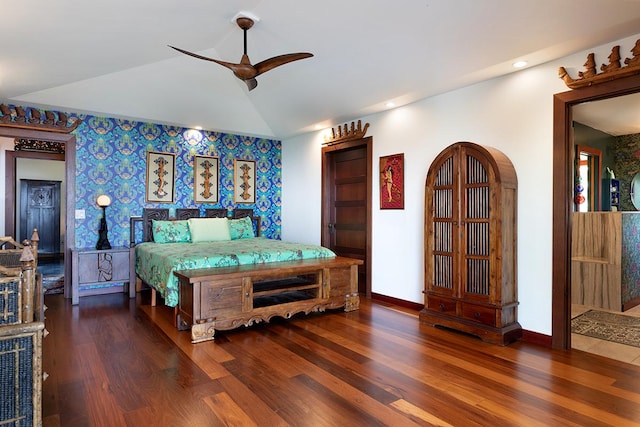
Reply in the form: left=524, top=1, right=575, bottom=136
left=130, top=208, right=261, bottom=246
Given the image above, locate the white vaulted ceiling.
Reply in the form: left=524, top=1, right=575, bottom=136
left=2, top=0, right=640, bottom=139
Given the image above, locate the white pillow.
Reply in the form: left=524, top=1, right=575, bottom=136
left=188, top=217, right=231, bottom=242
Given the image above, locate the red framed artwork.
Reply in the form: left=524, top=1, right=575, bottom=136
left=380, top=153, right=404, bottom=209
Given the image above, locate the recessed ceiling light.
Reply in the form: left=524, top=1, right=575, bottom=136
left=513, top=60, right=528, bottom=69
left=385, top=102, right=395, bottom=108
left=195, top=126, right=203, bottom=130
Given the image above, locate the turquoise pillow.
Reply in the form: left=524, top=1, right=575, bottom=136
left=152, top=220, right=191, bottom=243
left=229, top=216, right=255, bottom=240
left=188, top=217, right=231, bottom=242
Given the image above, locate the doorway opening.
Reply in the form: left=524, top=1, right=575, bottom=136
left=552, top=74, right=640, bottom=353
left=2, top=129, right=76, bottom=298
left=574, top=145, right=601, bottom=212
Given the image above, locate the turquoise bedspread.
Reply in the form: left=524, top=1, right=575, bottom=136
left=135, top=237, right=336, bottom=307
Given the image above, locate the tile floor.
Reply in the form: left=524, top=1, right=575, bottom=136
left=571, top=303, right=640, bottom=365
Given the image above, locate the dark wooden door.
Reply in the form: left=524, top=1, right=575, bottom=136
left=322, top=140, right=371, bottom=295
left=20, top=179, right=61, bottom=256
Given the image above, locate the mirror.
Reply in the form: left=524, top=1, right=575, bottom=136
left=631, top=173, right=640, bottom=209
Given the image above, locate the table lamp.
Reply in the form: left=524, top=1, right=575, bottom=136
left=96, top=194, right=112, bottom=250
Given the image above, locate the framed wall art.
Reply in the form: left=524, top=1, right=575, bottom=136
left=380, top=153, right=404, bottom=209
left=194, top=155, right=219, bottom=203
left=234, top=159, right=256, bottom=204
left=145, top=151, right=175, bottom=203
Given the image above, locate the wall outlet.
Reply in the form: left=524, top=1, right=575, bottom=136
left=75, top=209, right=85, bottom=219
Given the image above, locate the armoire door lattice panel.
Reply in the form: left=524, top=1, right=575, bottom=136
left=419, top=141, right=521, bottom=345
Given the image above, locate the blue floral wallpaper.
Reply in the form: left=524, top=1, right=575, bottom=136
left=621, top=213, right=640, bottom=306
left=611, top=133, right=640, bottom=211
left=72, top=114, right=281, bottom=249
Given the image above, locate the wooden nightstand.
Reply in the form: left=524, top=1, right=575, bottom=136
left=71, top=247, right=130, bottom=305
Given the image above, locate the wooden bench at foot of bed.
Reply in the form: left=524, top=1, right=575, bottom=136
left=173, top=256, right=362, bottom=343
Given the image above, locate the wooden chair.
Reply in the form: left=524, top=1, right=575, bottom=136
left=0, top=229, right=44, bottom=426
left=0, top=235, right=24, bottom=275
left=0, top=229, right=40, bottom=323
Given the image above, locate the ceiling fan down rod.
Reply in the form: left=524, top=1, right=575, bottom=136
left=236, top=17, right=254, bottom=56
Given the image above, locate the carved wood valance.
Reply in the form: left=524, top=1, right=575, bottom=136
left=323, top=120, right=369, bottom=145
left=0, top=104, right=81, bottom=133
left=14, top=138, right=65, bottom=154
left=559, top=39, right=640, bottom=89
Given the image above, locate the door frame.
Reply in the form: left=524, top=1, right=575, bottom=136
left=321, top=137, right=372, bottom=297
left=2, top=128, right=76, bottom=297
left=552, top=74, right=640, bottom=349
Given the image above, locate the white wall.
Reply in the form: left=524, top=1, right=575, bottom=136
left=281, top=131, right=325, bottom=245
left=282, top=32, right=640, bottom=336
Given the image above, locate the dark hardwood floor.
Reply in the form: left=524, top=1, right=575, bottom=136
left=42, top=293, right=640, bottom=426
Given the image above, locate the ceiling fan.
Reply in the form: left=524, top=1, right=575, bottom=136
left=169, top=15, right=313, bottom=91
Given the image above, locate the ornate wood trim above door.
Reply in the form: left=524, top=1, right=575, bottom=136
left=323, top=120, right=369, bottom=146
left=558, top=39, right=640, bottom=89
left=15, top=138, right=66, bottom=154
left=0, top=104, right=81, bottom=133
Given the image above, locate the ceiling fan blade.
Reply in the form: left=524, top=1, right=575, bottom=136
left=168, top=45, right=239, bottom=71
left=254, top=53, right=314, bottom=76
left=245, top=78, right=258, bottom=91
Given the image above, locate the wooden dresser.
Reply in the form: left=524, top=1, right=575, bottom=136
left=419, top=142, right=521, bottom=345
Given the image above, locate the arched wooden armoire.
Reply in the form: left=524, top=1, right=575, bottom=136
left=419, top=141, right=521, bottom=345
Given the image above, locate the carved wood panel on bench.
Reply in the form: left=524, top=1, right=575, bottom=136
left=174, top=256, right=362, bottom=343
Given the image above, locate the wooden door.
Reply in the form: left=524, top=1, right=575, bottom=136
left=20, top=179, right=61, bottom=256
left=322, top=139, right=371, bottom=295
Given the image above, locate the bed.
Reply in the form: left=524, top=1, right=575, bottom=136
left=130, top=208, right=361, bottom=342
